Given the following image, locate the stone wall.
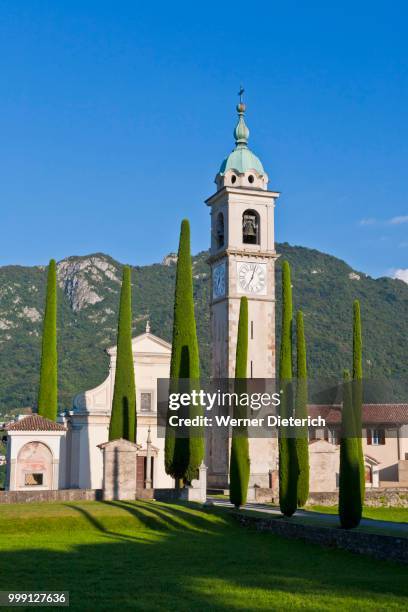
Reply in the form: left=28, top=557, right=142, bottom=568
left=233, top=513, right=408, bottom=564
left=247, top=487, right=275, bottom=503
left=99, top=439, right=139, bottom=501
left=153, top=488, right=183, bottom=503
left=307, top=488, right=408, bottom=508
left=0, top=488, right=102, bottom=504
left=154, top=485, right=206, bottom=504
left=136, top=488, right=154, bottom=500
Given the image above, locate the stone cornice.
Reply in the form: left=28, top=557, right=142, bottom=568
left=207, top=248, right=280, bottom=265
left=205, top=186, right=280, bottom=206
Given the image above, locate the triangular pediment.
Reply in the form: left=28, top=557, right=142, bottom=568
left=364, top=454, right=381, bottom=466
left=98, top=438, right=141, bottom=451
left=107, top=332, right=171, bottom=357
left=309, top=439, right=338, bottom=453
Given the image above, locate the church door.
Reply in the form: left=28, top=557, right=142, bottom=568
left=365, top=465, right=372, bottom=483
left=136, top=456, right=145, bottom=487
left=136, top=456, right=154, bottom=488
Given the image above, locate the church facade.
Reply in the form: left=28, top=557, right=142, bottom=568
left=67, top=327, right=174, bottom=490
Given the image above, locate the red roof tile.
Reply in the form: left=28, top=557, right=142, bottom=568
left=308, top=404, right=408, bottom=425
left=7, top=414, right=66, bottom=432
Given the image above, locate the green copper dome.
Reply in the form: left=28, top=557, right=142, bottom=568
left=219, top=102, right=265, bottom=176
left=219, top=147, right=264, bottom=175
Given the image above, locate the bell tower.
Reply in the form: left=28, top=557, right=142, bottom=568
left=206, top=94, right=279, bottom=488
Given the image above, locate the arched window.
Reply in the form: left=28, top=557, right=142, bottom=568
left=17, top=441, right=53, bottom=488
left=215, top=212, right=225, bottom=248
left=242, top=210, right=260, bottom=245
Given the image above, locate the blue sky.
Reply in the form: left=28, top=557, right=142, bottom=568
left=0, top=1, right=407, bottom=279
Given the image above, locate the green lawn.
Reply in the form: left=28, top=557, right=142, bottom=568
left=232, top=506, right=407, bottom=538
left=0, top=501, right=407, bottom=611
left=307, top=505, right=408, bottom=523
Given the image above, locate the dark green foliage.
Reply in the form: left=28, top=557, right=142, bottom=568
left=38, top=260, right=58, bottom=420
left=234, top=298, right=248, bottom=380
left=352, top=300, right=365, bottom=503
left=279, top=262, right=293, bottom=381
left=109, top=266, right=136, bottom=442
left=278, top=261, right=298, bottom=517
left=352, top=301, right=363, bottom=381
left=339, top=370, right=362, bottom=529
left=165, top=220, right=204, bottom=482
left=0, top=242, right=407, bottom=415
left=295, top=310, right=309, bottom=507
left=229, top=297, right=250, bottom=508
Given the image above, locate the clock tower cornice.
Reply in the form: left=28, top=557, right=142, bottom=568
left=207, top=248, right=279, bottom=265
left=205, top=186, right=280, bottom=207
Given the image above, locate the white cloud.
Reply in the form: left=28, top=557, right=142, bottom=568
left=393, top=269, right=408, bottom=284
left=359, top=218, right=377, bottom=226
left=359, top=215, right=408, bottom=227
left=388, top=215, right=408, bottom=225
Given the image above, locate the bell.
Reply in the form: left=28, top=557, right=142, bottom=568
left=244, top=221, right=256, bottom=236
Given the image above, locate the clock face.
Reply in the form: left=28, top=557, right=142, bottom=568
left=237, top=262, right=267, bottom=295
left=213, top=262, right=226, bottom=299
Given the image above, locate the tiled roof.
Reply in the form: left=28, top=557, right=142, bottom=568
left=308, top=404, right=408, bottom=425
left=7, top=414, right=66, bottom=432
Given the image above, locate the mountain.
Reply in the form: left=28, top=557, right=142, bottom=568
left=0, top=244, right=407, bottom=416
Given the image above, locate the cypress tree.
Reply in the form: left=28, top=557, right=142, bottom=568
left=339, top=369, right=362, bottom=528
left=352, top=300, right=365, bottom=503
left=165, top=219, right=204, bottom=482
left=295, top=310, right=309, bottom=507
left=38, top=259, right=58, bottom=420
left=278, top=261, right=298, bottom=517
left=109, top=266, right=136, bottom=442
left=229, top=297, right=250, bottom=508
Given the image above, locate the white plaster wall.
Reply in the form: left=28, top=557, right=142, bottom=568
left=399, top=425, right=408, bottom=461
left=362, top=428, right=400, bottom=482
left=248, top=437, right=277, bottom=487
left=309, top=440, right=339, bottom=493
left=77, top=418, right=109, bottom=489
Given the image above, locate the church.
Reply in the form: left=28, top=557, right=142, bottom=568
left=5, top=100, right=408, bottom=495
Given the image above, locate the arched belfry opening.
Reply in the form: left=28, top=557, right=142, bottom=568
left=242, top=209, right=260, bottom=245
left=215, top=212, right=225, bottom=248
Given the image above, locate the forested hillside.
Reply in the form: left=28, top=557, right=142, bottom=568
left=0, top=244, right=406, bottom=416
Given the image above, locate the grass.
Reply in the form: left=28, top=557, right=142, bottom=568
left=0, top=500, right=407, bottom=611
left=232, top=506, right=408, bottom=538
left=306, top=505, right=408, bottom=523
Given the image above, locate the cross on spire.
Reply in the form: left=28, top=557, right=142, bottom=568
left=238, top=85, right=245, bottom=104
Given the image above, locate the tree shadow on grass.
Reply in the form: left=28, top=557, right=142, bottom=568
left=105, top=500, right=228, bottom=534
left=2, top=505, right=408, bottom=611
left=63, top=500, right=228, bottom=541
left=102, top=500, right=188, bottom=532
left=63, top=503, right=158, bottom=543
